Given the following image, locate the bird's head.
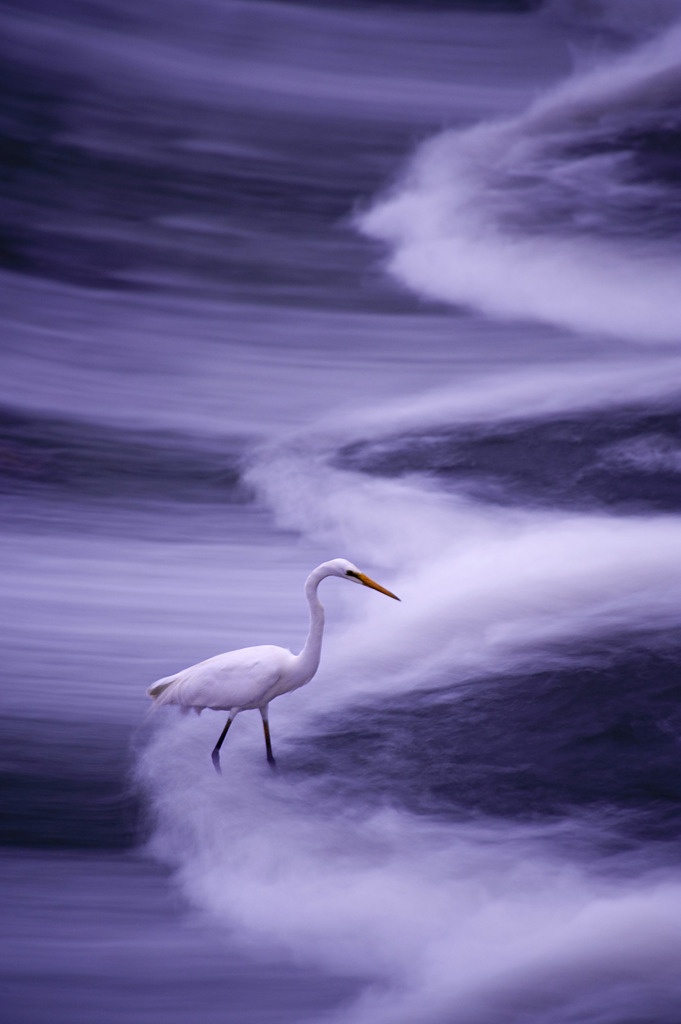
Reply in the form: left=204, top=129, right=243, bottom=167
left=325, top=558, right=400, bottom=601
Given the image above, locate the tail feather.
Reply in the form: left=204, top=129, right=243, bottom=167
left=147, top=675, right=178, bottom=702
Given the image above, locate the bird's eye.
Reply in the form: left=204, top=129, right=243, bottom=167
left=346, top=570, right=360, bottom=579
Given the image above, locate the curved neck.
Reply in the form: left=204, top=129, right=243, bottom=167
left=296, top=566, right=327, bottom=680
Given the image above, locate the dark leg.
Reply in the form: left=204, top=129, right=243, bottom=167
left=211, top=716, right=232, bottom=774
left=261, top=708, right=276, bottom=769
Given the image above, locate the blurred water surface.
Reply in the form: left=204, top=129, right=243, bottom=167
left=3, top=1, right=681, bottom=1021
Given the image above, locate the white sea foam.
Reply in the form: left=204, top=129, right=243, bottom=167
left=359, top=18, right=681, bottom=343
left=244, top=441, right=681, bottom=715
left=140, top=712, right=681, bottom=1024
left=143, top=426, right=681, bottom=1016
left=309, top=356, right=681, bottom=444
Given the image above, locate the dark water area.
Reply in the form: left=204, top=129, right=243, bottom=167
left=0, top=406, right=248, bottom=502
left=337, top=404, right=681, bottom=512
left=0, top=717, right=139, bottom=850
left=3, top=0, right=681, bottom=1021
left=0, top=851, right=358, bottom=1024
left=0, top=0, right=470, bottom=311
left=291, top=634, right=681, bottom=837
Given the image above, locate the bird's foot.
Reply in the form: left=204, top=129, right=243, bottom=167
left=267, top=755, right=277, bottom=771
left=211, top=750, right=222, bottom=774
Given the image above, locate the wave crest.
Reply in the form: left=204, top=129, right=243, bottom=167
left=359, top=18, right=681, bottom=342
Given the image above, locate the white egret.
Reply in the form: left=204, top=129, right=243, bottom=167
left=147, top=558, right=399, bottom=772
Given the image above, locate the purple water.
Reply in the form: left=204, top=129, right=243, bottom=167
left=3, top=2, right=681, bottom=1021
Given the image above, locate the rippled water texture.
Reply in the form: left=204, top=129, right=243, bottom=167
left=3, top=1, right=681, bottom=1021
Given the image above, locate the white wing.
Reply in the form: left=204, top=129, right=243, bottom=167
left=149, top=645, right=293, bottom=712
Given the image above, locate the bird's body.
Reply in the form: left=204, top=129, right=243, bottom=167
left=147, top=558, right=399, bottom=770
left=149, top=645, right=300, bottom=713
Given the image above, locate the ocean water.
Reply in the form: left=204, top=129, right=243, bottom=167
left=3, top=1, right=681, bottom=1021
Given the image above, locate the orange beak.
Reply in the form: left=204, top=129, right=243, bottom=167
left=356, top=572, right=400, bottom=601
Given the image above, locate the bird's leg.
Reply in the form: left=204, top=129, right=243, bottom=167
left=211, top=716, right=233, bottom=774
left=260, top=706, right=276, bottom=769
